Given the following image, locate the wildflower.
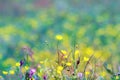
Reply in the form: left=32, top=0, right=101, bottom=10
left=29, top=68, right=36, bottom=78
left=55, top=35, right=63, bottom=40
left=2, top=71, right=8, bottom=75
left=20, top=60, right=24, bottom=67
left=66, top=62, right=72, bottom=66
left=25, top=66, right=29, bottom=70
left=116, top=76, right=119, bottom=79
left=84, top=57, right=89, bottom=61
left=75, top=50, right=79, bottom=59
left=85, top=71, right=90, bottom=75
left=101, top=71, right=106, bottom=77
left=63, top=55, right=68, bottom=59
left=61, top=50, right=67, bottom=55
left=57, top=66, right=63, bottom=75
left=40, top=61, right=44, bottom=64
left=9, top=70, right=15, bottom=75
left=16, top=62, right=20, bottom=67
left=77, top=72, right=83, bottom=79
left=43, top=74, right=47, bottom=80
left=86, top=48, right=94, bottom=55
left=57, top=66, right=63, bottom=71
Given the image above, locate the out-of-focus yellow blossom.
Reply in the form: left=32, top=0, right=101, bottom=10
left=9, top=70, right=15, bottom=75
left=2, top=71, right=8, bottom=75
left=63, top=55, right=68, bottom=59
left=100, top=71, right=106, bottom=77
left=25, top=66, right=29, bottom=70
left=86, top=48, right=94, bottom=55
left=57, top=66, right=63, bottom=71
left=75, top=50, right=79, bottom=59
left=66, top=62, right=72, bottom=66
left=84, top=57, right=89, bottom=61
left=61, top=50, right=67, bottom=55
left=15, top=62, right=20, bottom=67
left=85, top=71, right=90, bottom=75
left=40, top=61, right=44, bottom=64
left=57, top=66, right=63, bottom=75
left=55, top=35, right=63, bottom=40
left=116, top=76, right=119, bottom=79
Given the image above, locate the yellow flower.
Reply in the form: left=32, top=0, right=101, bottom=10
left=15, top=62, right=20, bottom=67
left=25, top=66, right=29, bottom=70
left=63, top=55, right=68, bottom=59
left=75, top=50, right=79, bottom=59
left=116, top=76, right=119, bottom=79
left=57, top=66, right=63, bottom=75
left=40, top=61, right=44, bottom=64
left=85, top=71, right=90, bottom=75
left=57, top=70, right=62, bottom=75
left=2, top=71, right=8, bottom=75
left=57, top=66, right=63, bottom=71
left=55, top=35, right=63, bottom=40
left=84, top=57, right=89, bottom=61
left=9, top=70, right=15, bottom=75
left=101, top=71, right=106, bottom=77
left=61, top=50, right=67, bottom=55
left=86, top=48, right=94, bottom=55
left=66, top=62, right=72, bottom=66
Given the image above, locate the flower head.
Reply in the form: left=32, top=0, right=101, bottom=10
left=66, top=62, right=72, bottom=66
left=9, top=70, right=15, bottom=75
left=16, top=62, right=20, bottom=67
left=77, top=72, right=83, bottom=79
left=43, top=74, right=47, bottom=80
left=28, top=68, right=36, bottom=78
left=84, top=57, right=89, bottom=61
left=20, top=60, right=24, bottom=67
left=2, top=71, right=8, bottom=75
left=61, top=50, right=67, bottom=55
left=55, top=35, right=63, bottom=41
left=57, top=66, right=63, bottom=75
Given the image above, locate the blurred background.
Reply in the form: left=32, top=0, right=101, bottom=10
left=0, top=0, right=120, bottom=71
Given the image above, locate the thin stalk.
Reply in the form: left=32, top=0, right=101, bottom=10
left=57, top=41, right=60, bottom=64
left=83, top=54, right=94, bottom=78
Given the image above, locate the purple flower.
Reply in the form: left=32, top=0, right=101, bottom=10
left=77, top=72, right=83, bottom=79
left=20, top=60, right=24, bottom=67
left=43, top=74, right=47, bottom=80
left=29, top=68, right=36, bottom=78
